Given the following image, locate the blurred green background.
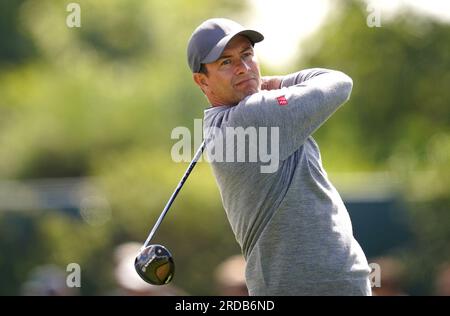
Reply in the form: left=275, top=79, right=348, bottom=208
left=0, top=0, right=448, bottom=295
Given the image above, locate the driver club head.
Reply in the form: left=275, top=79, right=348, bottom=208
left=134, top=244, right=175, bottom=285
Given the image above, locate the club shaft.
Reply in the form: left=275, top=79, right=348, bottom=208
left=143, top=140, right=206, bottom=248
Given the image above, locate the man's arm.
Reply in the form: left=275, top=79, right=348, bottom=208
left=230, top=68, right=353, bottom=161
left=261, top=68, right=334, bottom=90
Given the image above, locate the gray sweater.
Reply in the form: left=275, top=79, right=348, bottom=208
left=203, top=69, right=372, bottom=295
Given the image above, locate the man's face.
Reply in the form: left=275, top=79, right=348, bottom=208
left=194, top=35, right=261, bottom=106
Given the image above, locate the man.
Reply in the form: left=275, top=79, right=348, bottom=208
left=187, top=18, right=372, bottom=295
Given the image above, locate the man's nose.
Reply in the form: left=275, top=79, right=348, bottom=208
left=235, top=58, right=251, bottom=74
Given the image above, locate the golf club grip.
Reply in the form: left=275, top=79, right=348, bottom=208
left=143, top=140, right=206, bottom=248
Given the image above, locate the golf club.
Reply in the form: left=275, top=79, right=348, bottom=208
left=135, top=140, right=206, bottom=285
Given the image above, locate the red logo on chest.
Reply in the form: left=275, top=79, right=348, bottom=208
left=276, top=95, right=288, bottom=106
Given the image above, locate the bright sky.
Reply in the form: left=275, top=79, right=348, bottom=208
left=245, top=0, right=450, bottom=70
left=245, top=0, right=331, bottom=71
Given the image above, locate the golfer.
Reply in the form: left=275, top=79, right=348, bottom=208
left=187, top=18, right=372, bottom=296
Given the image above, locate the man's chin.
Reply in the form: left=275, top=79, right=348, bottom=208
left=243, top=87, right=259, bottom=97
left=228, top=87, right=259, bottom=105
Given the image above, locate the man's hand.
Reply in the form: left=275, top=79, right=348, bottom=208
left=261, top=76, right=283, bottom=90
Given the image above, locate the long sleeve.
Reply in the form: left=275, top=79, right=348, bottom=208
left=226, top=68, right=353, bottom=161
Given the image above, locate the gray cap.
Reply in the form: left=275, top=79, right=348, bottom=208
left=187, top=18, right=264, bottom=73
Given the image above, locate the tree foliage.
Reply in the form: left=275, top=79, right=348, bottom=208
left=0, top=0, right=448, bottom=294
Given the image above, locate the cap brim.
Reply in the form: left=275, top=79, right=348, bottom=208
left=201, top=30, right=264, bottom=65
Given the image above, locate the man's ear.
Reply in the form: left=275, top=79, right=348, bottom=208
left=193, top=73, right=208, bottom=91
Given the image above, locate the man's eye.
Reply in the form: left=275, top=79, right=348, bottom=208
left=221, top=59, right=231, bottom=66
left=243, top=52, right=253, bottom=58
